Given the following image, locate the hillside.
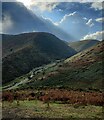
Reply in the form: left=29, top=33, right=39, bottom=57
left=23, top=41, right=103, bottom=91
left=69, top=40, right=99, bottom=52
left=2, top=32, right=76, bottom=84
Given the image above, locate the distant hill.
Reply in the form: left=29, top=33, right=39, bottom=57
left=30, top=41, right=103, bottom=91
left=2, top=32, right=76, bottom=84
left=68, top=40, right=99, bottom=52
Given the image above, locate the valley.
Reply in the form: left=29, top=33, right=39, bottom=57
left=1, top=1, right=104, bottom=119
left=2, top=32, right=104, bottom=119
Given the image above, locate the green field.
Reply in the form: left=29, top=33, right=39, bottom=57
left=2, top=100, right=103, bottom=119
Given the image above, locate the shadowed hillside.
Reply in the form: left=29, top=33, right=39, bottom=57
left=2, top=32, right=76, bottom=84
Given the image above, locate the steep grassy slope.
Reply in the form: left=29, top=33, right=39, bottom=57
left=28, top=41, right=103, bottom=91
left=69, top=40, right=99, bottom=52
left=2, top=32, right=76, bottom=84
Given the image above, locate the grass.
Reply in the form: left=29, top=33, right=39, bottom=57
left=27, top=61, right=102, bottom=91
left=3, top=43, right=103, bottom=91
left=2, top=60, right=63, bottom=90
left=2, top=100, right=103, bottom=119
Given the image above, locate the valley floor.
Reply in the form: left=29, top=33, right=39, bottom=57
left=2, top=100, right=103, bottom=119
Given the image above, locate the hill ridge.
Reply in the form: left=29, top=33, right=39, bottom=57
left=69, top=39, right=99, bottom=52
left=2, top=32, right=76, bottom=84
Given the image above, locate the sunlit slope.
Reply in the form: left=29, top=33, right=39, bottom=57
left=30, top=41, right=103, bottom=91
left=69, top=40, right=99, bottom=52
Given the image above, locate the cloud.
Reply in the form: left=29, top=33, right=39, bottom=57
left=56, top=12, right=90, bottom=40
left=0, top=22, right=2, bottom=33
left=18, top=0, right=59, bottom=11
left=57, top=9, right=63, bottom=12
left=2, top=0, right=59, bottom=12
left=96, top=17, right=104, bottom=22
left=86, top=19, right=94, bottom=27
left=1, top=0, right=17, bottom=1
left=2, top=14, right=13, bottom=33
left=2, top=0, right=104, bottom=2
left=27, top=2, right=59, bottom=12
left=2, top=1, right=103, bottom=13
left=41, top=16, right=57, bottom=25
left=0, top=3, right=2, bottom=33
left=2, top=1, right=103, bottom=41
left=83, top=17, right=88, bottom=21
left=82, top=31, right=104, bottom=40
left=59, top=12, right=77, bottom=24
left=91, top=2, right=103, bottom=10
left=2, top=2, right=74, bottom=41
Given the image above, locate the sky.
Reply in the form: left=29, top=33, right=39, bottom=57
left=1, top=0, right=104, bottom=41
